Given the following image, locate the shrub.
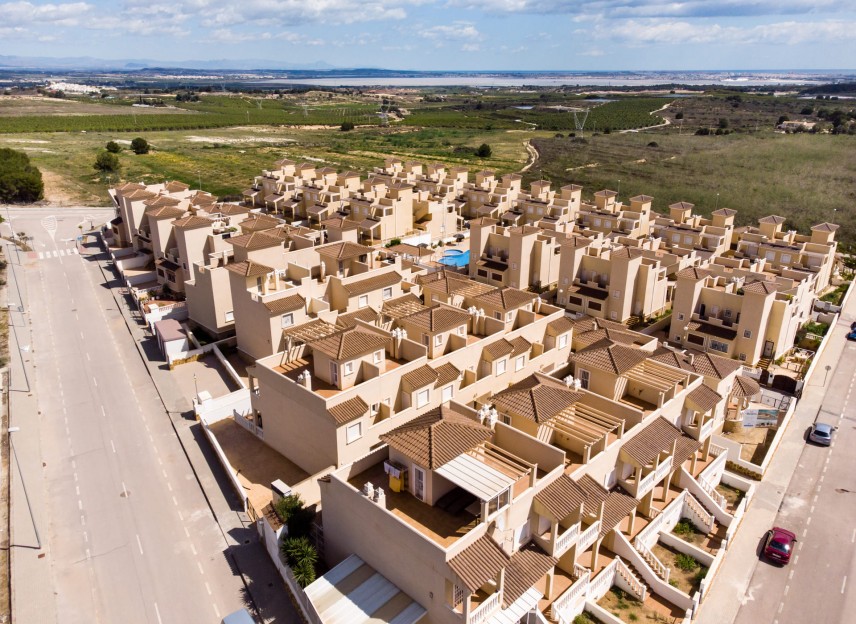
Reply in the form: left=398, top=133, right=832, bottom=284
left=274, top=493, right=303, bottom=524
left=694, top=567, right=709, bottom=585
left=94, top=151, right=120, bottom=173
left=675, top=112, right=684, bottom=119
left=105, top=140, right=121, bottom=153
left=131, top=137, right=150, bottom=154
left=475, top=143, right=492, bottom=158
left=281, top=536, right=318, bottom=587
left=674, top=520, right=699, bottom=537
left=340, top=120, right=355, bottom=131
left=647, top=141, right=659, bottom=148
left=385, top=237, right=402, bottom=248
left=0, top=148, right=44, bottom=203
left=675, top=553, right=700, bottom=572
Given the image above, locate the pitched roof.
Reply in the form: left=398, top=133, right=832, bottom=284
left=327, top=396, right=368, bottom=426
left=534, top=475, right=588, bottom=520
left=447, top=534, right=510, bottom=594
left=675, top=267, right=713, bottom=280
left=600, top=489, right=639, bottom=538
left=621, top=417, right=684, bottom=466
left=502, top=543, right=558, bottom=608
left=401, top=365, right=439, bottom=390
left=732, top=375, right=761, bottom=399
left=144, top=195, right=182, bottom=208
left=165, top=180, right=189, bottom=192
left=240, top=214, right=281, bottom=232
left=262, top=293, right=305, bottom=315
left=217, top=204, right=251, bottom=216
left=574, top=326, right=641, bottom=349
left=434, top=362, right=461, bottom=388
left=483, top=339, right=515, bottom=360
left=316, top=241, right=373, bottom=260
left=649, top=348, right=742, bottom=380
left=472, top=287, right=536, bottom=311
left=224, top=260, right=273, bottom=278
left=758, top=215, right=786, bottom=225
left=382, top=293, right=427, bottom=319
left=570, top=343, right=648, bottom=375
left=742, top=280, right=778, bottom=295
left=310, top=327, right=389, bottom=361
left=402, top=305, right=470, bottom=333
left=145, top=205, right=185, bottom=219
left=335, top=308, right=380, bottom=329
left=492, top=376, right=583, bottom=424
left=811, top=222, right=840, bottom=232
left=229, top=231, right=282, bottom=250
left=380, top=406, right=492, bottom=470
left=172, top=215, right=213, bottom=230
left=342, top=271, right=401, bottom=297
left=669, top=201, right=694, bottom=211
left=418, top=272, right=495, bottom=298
left=320, top=216, right=360, bottom=231
left=686, top=384, right=723, bottom=413
left=712, top=208, right=737, bottom=217
left=546, top=315, right=575, bottom=336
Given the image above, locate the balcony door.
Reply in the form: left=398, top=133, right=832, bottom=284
left=413, top=466, right=426, bottom=502
left=330, top=361, right=339, bottom=386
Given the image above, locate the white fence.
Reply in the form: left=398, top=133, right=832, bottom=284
left=258, top=514, right=318, bottom=624
left=551, top=568, right=590, bottom=622
left=144, top=301, right=188, bottom=330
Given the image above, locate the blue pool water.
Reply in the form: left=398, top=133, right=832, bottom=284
left=439, top=249, right=470, bottom=267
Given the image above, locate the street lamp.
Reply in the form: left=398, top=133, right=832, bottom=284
left=8, top=427, right=42, bottom=549
left=193, top=373, right=199, bottom=399
left=823, top=364, right=832, bottom=385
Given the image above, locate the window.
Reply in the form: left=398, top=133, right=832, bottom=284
left=613, top=290, right=620, bottom=299
left=487, top=488, right=511, bottom=515
left=765, top=251, right=776, bottom=262
left=434, top=334, right=443, bottom=347
left=346, top=422, right=362, bottom=444
left=358, top=295, right=369, bottom=308
left=739, top=353, right=747, bottom=361
left=558, top=334, right=568, bottom=349
left=382, top=287, right=393, bottom=300
left=494, top=311, right=503, bottom=321
left=281, top=313, right=294, bottom=328
left=515, top=355, right=525, bottom=371
left=370, top=402, right=380, bottom=416
left=344, top=361, right=354, bottom=376
left=225, top=310, right=234, bottom=322
left=442, top=385, right=453, bottom=402
left=710, top=340, right=729, bottom=353
left=496, top=358, right=507, bottom=375
left=451, top=583, right=466, bottom=609
left=416, top=389, right=430, bottom=408
left=688, top=334, right=705, bottom=346
left=478, top=269, right=488, bottom=278
left=578, top=369, right=590, bottom=389
left=458, top=325, right=466, bottom=336
left=604, top=220, right=611, bottom=228
left=743, top=330, right=752, bottom=338
left=675, top=334, right=682, bottom=342
left=782, top=253, right=792, bottom=264
left=562, top=277, right=569, bottom=285
left=678, top=313, right=685, bottom=321
left=373, top=350, right=383, bottom=364
left=594, top=218, right=602, bottom=227
left=512, top=262, right=518, bottom=270
left=423, top=334, right=430, bottom=346
left=672, top=234, right=681, bottom=243
left=505, top=311, right=513, bottom=323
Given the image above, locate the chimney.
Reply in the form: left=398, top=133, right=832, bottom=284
left=373, top=487, right=386, bottom=508
left=363, top=482, right=375, bottom=499
left=687, top=353, right=695, bottom=366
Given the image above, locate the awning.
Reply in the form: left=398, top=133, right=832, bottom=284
left=305, top=555, right=427, bottom=624
left=435, top=452, right=515, bottom=501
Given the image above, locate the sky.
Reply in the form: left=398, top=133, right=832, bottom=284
left=1, top=1, right=855, bottom=71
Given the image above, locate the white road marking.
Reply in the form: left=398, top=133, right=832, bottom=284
left=72, top=460, right=76, bottom=469
left=205, top=582, right=212, bottom=595
left=92, top=377, right=97, bottom=387
left=803, top=528, right=808, bottom=537
left=811, top=505, right=815, bottom=513
left=178, top=510, right=184, bottom=521
left=52, top=250, right=57, bottom=258
left=184, top=526, right=190, bottom=538
left=101, top=405, right=106, bottom=417
left=197, top=562, right=204, bottom=575
left=190, top=543, right=197, bottom=556
left=172, top=496, right=179, bottom=506
left=80, top=514, right=86, bottom=526
left=778, top=603, right=784, bottom=614
left=813, top=494, right=818, bottom=503
left=38, top=252, right=44, bottom=259
left=784, top=585, right=789, bottom=595
left=807, top=517, right=812, bottom=526
left=154, top=602, right=163, bottom=624
left=78, top=500, right=83, bottom=510
left=111, top=440, right=116, bottom=454
left=843, top=576, right=848, bottom=594
left=789, top=570, right=794, bottom=580
left=85, top=352, right=90, bottom=361
left=136, top=534, right=144, bottom=555
left=213, top=604, right=220, bottom=618
left=852, top=528, right=855, bottom=543
left=167, top=482, right=173, bottom=492
left=83, top=531, right=88, bottom=543
left=85, top=548, right=91, bottom=559
left=122, top=482, right=128, bottom=497
left=73, top=472, right=78, bottom=482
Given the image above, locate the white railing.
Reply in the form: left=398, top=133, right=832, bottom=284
left=697, top=476, right=727, bottom=509
left=234, top=412, right=264, bottom=440
left=637, top=470, right=657, bottom=497
left=699, top=448, right=727, bottom=484
left=555, top=522, right=581, bottom=556
left=578, top=521, right=601, bottom=552
left=523, top=610, right=551, bottom=624
left=661, top=490, right=687, bottom=527
left=636, top=540, right=670, bottom=583
left=551, top=569, right=591, bottom=621
left=655, top=456, right=674, bottom=482
left=709, top=444, right=726, bottom=458
left=615, top=557, right=647, bottom=601
left=574, top=563, right=591, bottom=578
left=588, top=559, right=618, bottom=601
left=469, top=591, right=502, bottom=624
left=700, top=418, right=714, bottom=440
left=683, top=493, right=715, bottom=533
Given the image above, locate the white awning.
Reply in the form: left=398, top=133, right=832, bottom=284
left=488, top=587, right=543, bottom=624
left=435, top=453, right=515, bottom=501
left=305, top=555, right=427, bottom=624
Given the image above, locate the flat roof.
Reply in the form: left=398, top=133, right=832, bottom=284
left=435, top=452, right=516, bottom=501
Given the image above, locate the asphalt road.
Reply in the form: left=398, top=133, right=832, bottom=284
left=5, top=206, right=292, bottom=623
left=733, top=329, right=856, bottom=623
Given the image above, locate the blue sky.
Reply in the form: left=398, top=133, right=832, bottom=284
left=1, top=1, right=855, bottom=70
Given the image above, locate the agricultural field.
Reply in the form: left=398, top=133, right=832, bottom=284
left=0, top=95, right=193, bottom=117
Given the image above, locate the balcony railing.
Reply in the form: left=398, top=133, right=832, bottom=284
left=698, top=476, right=727, bottom=509
left=577, top=520, right=601, bottom=552
left=551, top=568, right=590, bottom=622
left=700, top=418, right=715, bottom=440
left=469, top=591, right=502, bottom=624
left=636, top=470, right=657, bottom=498
left=655, top=456, right=674, bottom=482
left=554, top=522, right=581, bottom=556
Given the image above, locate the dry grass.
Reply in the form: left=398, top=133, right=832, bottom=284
left=0, top=95, right=191, bottom=117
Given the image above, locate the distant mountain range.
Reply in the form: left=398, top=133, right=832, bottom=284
left=0, top=54, right=337, bottom=71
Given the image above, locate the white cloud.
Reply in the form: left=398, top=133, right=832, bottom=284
left=1, top=2, right=92, bottom=26
left=461, top=42, right=480, bottom=51
left=420, top=21, right=482, bottom=41
left=580, top=18, right=856, bottom=46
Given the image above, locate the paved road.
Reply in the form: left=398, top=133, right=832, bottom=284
left=733, top=334, right=856, bottom=624
left=5, top=206, right=296, bottom=623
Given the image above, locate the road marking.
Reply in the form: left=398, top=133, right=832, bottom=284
left=802, top=528, right=808, bottom=538
left=122, top=482, right=128, bottom=497
left=161, top=469, right=168, bottom=479
left=83, top=531, right=88, bottom=543
left=178, top=510, right=184, bottom=521
left=79, top=331, right=83, bottom=339
left=111, top=440, right=116, bottom=454
left=85, top=548, right=91, bottom=559
left=73, top=472, right=78, bottom=482
left=92, top=377, right=97, bottom=387
left=213, top=604, right=220, bottom=618
left=101, top=405, right=106, bottom=417
left=86, top=352, right=90, bottom=361
left=811, top=505, right=815, bottom=513
left=197, top=562, right=204, bottom=575
left=78, top=500, right=83, bottom=510
left=80, top=514, right=86, bottom=526
left=52, top=250, right=57, bottom=258
left=38, top=252, right=44, bottom=259
left=813, top=494, right=819, bottom=503
left=205, top=582, right=212, bottom=595
left=843, top=576, right=848, bottom=594
left=806, top=517, right=812, bottom=526
left=778, top=603, right=784, bottom=614
left=819, top=475, right=825, bottom=483
left=154, top=602, right=163, bottom=624
left=784, top=585, right=789, bottom=595
left=852, top=528, right=855, bottom=543
left=75, top=486, right=80, bottom=496
left=789, top=570, right=794, bottom=579
left=72, top=460, right=76, bottom=469
left=172, top=496, right=179, bottom=507
left=136, top=534, right=144, bottom=555
left=190, top=543, right=197, bottom=556
left=823, top=465, right=827, bottom=473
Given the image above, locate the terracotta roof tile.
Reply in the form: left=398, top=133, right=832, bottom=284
left=473, top=287, right=536, bottom=311
left=742, top=280, right=778, bottom=295
left=675, top=267, right=713, bottom=280
left=165, top=180, right=190, bottom=192
left=336, top=308, right=380, bottom=329
left=600, top=489, right=638, bottom=538
left=686, top=384, right=723, bottom=413
left=447, top=534, right=510, bottom=594
left=621, top=418, right=684, bottom=467
left=493, top=376, right=583, bottom=424
left=342, top=271, right=401, bottom=297
left=534, top=475, right=588, bottom=520
left=570, top=343, right=648, bottom=375
left=240, top=214, right=281, bottom=232
left=758, top=215, right=786, bottom=225
left=483, top=339, right=515, bottom=360
left=172, top=215, right=213, bottom=230
left=144, top=195, right=182, bottom=208
left=401, top=365, right=438, bottom=390
left=145, top=205, right=185, bottom=219
left=380, top=406, right=492, bottom=470
left=811, top=222, right=839, bottom=232
left=649, top=348, right=742, bottom=380
left=262, top=293, right=305, bottom=315
left=229, top=231, right=283, bottom=250
left=310, top=327, right=389, bottom=361
left=732, top=376, right=761, bottom=399
left=546, top=316, right=575, bottom=335
left=434, top=363, right=461, bottom=388
left=502, top=543, right=557, bottom=607
left=402, top=305, right=470, bottom=334
left=217, top=204, right=251, bottom=216
left=510, top=336, right=531, bottom=356
left=669, top=201, right=694, bottom=211
left=224, top=260, right=273, bottom=278
left=327, top=396, right=368, bottom=426
left=316, top=241, right=373, bottom=260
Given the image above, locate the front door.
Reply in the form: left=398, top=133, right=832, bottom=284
left=330, top=361, right=339, bottom=385
left=413, top=466, right=426, bottom=501
left=763, top=340, right=774, bottom=358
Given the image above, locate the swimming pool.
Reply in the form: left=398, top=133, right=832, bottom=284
left=439, top=249, right=470, bottom=267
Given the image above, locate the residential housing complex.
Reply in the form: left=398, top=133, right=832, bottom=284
left=105, top=155, right=840, bottom=624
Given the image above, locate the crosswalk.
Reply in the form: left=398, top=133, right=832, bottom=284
left=37, top=247, right=80, bottom=260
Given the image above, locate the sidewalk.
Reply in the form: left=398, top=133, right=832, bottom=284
left=88, top=240, right=298, bottom=623
left=696, top=283, right=856, bottom=624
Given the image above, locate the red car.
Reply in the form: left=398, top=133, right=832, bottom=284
left=763, top=527, right=797, bottom=564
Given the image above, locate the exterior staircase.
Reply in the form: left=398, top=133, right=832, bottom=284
left=756, top=356, right=772, bottom=370
left=625, top=315, right=644, bottom=329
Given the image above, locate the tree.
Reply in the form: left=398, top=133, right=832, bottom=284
left=777, top=115, right=790, bottom=125
left=675, top=112, right=684, bottom=120
left=475, top=143, right=492, bottom=158
left=281, top=536, right=318, bottom=587
left=131, top=137, right=150, bottom=154
left=340, top=120, right=355, bottom=131
left=105, top=140, right=121, bottom=153
left=718, top=118, right=729, bottom=129
left=94, top=151, right=120, bottom=173
left=0, top=148, right=44, bottom=203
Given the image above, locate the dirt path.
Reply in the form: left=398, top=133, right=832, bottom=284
left=520, top=140, right=539, bottom=173
left=620, top=101, right=673, bottom=134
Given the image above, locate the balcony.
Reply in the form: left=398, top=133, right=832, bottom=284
left=469, top=590, right=501, bottom=624
left=577, top=520, right=601, bottom=552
